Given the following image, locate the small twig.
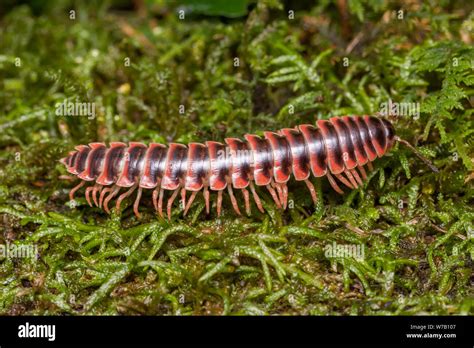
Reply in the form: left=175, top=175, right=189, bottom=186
left=345, top=31, right=364, bottom=54
left=59, top=175, right=76, bottom=181
left=118, top=20, right=155, bottom=51
left=370, top=228, right=385, bottom=234
left=430, top=222, right=465, bottom=241
left=345, top=223, right=368, bottom=236
left=336, top=0, right=351, bottom=39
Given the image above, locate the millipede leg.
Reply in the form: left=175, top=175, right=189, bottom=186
left=275, top=185, right=284, bottom=206
left=133, top=187, right=143, bottom=218
left=103, top=186, right=121, bottom=214
left=167, top=188, right=180, bottom=220
left=358, top=165, right=367, bottom=180
left=227, top=185, right=241, bottom=215
left=217, top=190, right=223, bottom=217
left=281, top=183, right=288, bottom=209
left=203, top=186, right=210, bottom=214
left=242, top=188, right=251, bottom=215
left=350, top=168, right=363, bottom=186
left=181, top=188, right=186, bottom=211
left=249, top=181, right=264, bottom=213
left=327, top=172, right=344, bottom=194
left=272, top=181, right=284, bottom=208
left=69, top=181, right=85, bottom=201
left=335, top=173, right=354, bottom=189
left=115, top=185, right=137, bottom=212
left=158, top=188, right=164, bottom=218
left=367, top=161, right=374, bottom=171
left=85, top=186, right=94, bottom=207
left=304, top=179, right=318, bottom=204
left=99, top=186, right=112, bottom=208
left=266, top=184, right=282, bottom=209
left=152, top=187, right=159, bottom=211
left=344, top=170, right=358, bottom=188
left=184, top=191, right=198, bottom=216
left=92, top=184, right=102, bottom=207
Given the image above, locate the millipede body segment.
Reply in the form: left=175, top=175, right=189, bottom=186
left=61, top=115, right=397, bottom=219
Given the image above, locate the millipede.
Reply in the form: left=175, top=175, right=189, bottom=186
left=60, top=115, right=438, bottom=219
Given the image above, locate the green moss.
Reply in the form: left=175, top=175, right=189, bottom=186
left=0, top=0, right=473, bottom=315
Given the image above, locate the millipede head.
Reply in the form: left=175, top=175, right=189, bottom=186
left=380, top=117, right=396, bottom=150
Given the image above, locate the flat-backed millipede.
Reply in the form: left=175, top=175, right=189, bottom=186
left=60, top=115, right=438, bottom=219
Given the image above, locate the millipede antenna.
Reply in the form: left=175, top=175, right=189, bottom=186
left=395, top=136, right=439, bottom=173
